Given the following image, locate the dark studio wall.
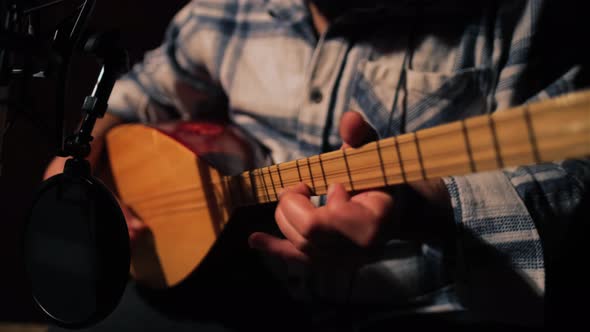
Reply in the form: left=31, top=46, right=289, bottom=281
left=0, top=0, right=187, bottom=322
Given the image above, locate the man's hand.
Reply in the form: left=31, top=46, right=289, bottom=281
left=248, top=111, right=393, bottom=265
left=248, top=111, right=454, bottom=266
left=249, top=181, right=395, bottom=266
left=119, top=204, right=148, bottom=245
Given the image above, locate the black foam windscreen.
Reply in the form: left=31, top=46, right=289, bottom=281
left=24, top=169, right=129, bottom=328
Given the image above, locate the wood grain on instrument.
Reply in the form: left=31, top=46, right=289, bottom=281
left=240, top=90, right=590, bottom=204
left=107, top=89, right=590, bottom=288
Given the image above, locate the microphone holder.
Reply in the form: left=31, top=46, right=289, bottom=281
left=19, top=2, right=132, bottom=328
left=62, top=32, right=129, bottom=173
left=25, top=35, right=132, bottom=325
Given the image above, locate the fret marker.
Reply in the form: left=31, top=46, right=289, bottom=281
left=318, top=154, right=328, bottom=193
left=342, top=149, right=355, bottom=191
left=259, top=168, right=271, bottom=202
left=523, top=106, right=541, bottom=163
left=414, top=132, right=427, bottom=180
left=306, top=157, right=316, bottom=194
left=461, top=120, right=477, bottom=172
left=489, top=116, right=504, bottom=168
left=393, top=137, right=407, bottom=183
left=276, top=163, right=285, bottom=188
left=376, top=140, right=389, bottom=186
left=267, top=167, right=278, bottom=201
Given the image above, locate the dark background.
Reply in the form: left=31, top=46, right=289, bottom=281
left=0, top=0, right=187, bottom=322
left=2, top=0, right=589, bottom=328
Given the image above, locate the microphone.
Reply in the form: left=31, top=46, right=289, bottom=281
left=17, top=2, right=132, bottom=327
left=1, top=0, right=130, bottom=326
left=25, top=158, right=130, bottom=328
left=24, top=42, right=131, bottom=330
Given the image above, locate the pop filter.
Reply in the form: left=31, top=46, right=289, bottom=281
left=24, top=158, right=129, bottom=328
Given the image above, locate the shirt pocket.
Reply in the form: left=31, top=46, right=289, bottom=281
left=354, top=61, right=493, bottom=137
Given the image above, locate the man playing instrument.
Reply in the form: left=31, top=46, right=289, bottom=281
left=45, top=0, right=589, bottom=330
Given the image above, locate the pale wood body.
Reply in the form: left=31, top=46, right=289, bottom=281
left=106, top=122, right=266, bottom=288
left=106, top=90, right=590, bottom=289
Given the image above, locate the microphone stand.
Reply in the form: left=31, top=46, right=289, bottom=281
left=61, top=32, right=128, bottom=179
left=13, top=2, right=133, bottom=327
left=0, top=0, right=97, bottom=175
left=24, top=32, right=132, bottom=329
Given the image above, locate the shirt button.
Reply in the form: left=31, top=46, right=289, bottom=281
left=310, top=88, right=323, bottom=104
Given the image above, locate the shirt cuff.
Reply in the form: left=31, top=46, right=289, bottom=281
left=442, top=172, right=545, bottom=323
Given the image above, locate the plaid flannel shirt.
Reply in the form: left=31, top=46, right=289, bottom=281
left=108, top=0, right=589, bottom=324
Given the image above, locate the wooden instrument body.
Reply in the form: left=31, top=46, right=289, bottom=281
left=106, top=121, right=267, bottom=288
left=106, top=90, right=590, bottom=289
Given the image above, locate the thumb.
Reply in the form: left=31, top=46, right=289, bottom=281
left=339, top=111, right=377, bottom=148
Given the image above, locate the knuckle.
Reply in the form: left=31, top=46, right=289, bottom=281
left=279, top=191, right=296, bottom=202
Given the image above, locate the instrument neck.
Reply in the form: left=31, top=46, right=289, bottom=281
left=222, top=90, right=590, bottom=206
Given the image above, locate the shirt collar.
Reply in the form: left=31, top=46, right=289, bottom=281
left=266, top=0, right=481, bottom=22
left=266, top=0, right=310, bottom=22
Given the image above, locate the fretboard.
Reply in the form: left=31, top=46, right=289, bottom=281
left=222, top=90, right=590, bottom=206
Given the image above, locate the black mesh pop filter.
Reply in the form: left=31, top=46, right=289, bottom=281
left=24, top=160, right=129, bottom=328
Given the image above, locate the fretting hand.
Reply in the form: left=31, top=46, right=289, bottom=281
left=248, top=111, right=454, bottom=267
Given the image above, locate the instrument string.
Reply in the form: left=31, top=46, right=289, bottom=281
left=138, top=141, right=583, bottom=217
left=126, top=129, right=586, bottom=206
left=123, top=105, right=588, bottom=205
left=119, top=91, right=590, bottom=207
left=257, top=113, right=587, bottom=175
left=130, top=137, right=580, bottom=208
left=246, top=132, right=586, bottom=196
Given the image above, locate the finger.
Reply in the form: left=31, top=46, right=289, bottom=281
left=279, top=182, right=311, bottom=199
left=326, top=183, right=350, bottom=207
left=128, top=217, right=146, bottom=231
left=339, top=111, right=377, bottom=148
left=128, top=228, right=137, bottom=243
left=126, top=217, right=147, bottom=247
left=119, top=204, right=147, bottom=243
left=122, top=205, right=145, bottom=230
left=351, top=190, right=395, bottom=218
left=278, top=189, right=326, bottom=238
left=278, top=192, right=352, bottom=256
left=248, top=232, right=310, bottom=263
left=275, top=207, right=310, bottom=251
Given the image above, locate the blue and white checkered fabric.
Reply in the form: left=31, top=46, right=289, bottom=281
left=108, top=0, right=589, bottom=323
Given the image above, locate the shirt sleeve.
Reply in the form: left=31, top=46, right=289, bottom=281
left=443, top=0, right=589, bottom=323
left=107, top=1, right=227, bottom=123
